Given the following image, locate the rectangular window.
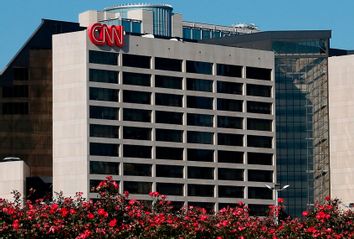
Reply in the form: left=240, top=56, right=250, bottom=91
left=246, top=67, right=271, bottom=81
left=187, top=78, right=213, bottom=92
left=191, top=28, right=201, bottom=40
left=132, top=21, right=141, bottom=33
left=2, top=85, right=28, bottom=98
left=89, top=69, right=118, bottom=83
left=155, top=75, right=182, bottom=89
left=90, top=161, right=119, bottom=175
left=155, top=57, right=182, bottom=72
left=123, top=145, right=151, bottom=158
left=89, top=50, right=118, bottom=65
left=247, top=101, right=272, bottom=114
left=156, top=165, right=183, bottom=178
left=218, top=150, right=243, bottom=164
left=248, top=153, right=273, bottom=165
left=248, top=170, right=273, bottom=182
left=218, top=168, right=243, bottom=181
left=217, top=116, right=243, bottom=129
left=155, top=93, right=182, bottom=107
left=187, top=131, right=213, bottom=144
left=123, top=72, right=150, bottom=86
left=216, top=64, right=242, bottom=77
left=90, top=143, right=118, bottom=156
left=123, top=126, right=151, bottom=140
left=188, top=184, right=214, bottom=197
left=123, top=90, right=150, bottom=104
left=218, top=133, right=243, bottom=146
left=183, top=27, right=192, bottom=39
left=247, top=135, right=272, bottom=148
left=189, top=202, right=214, bottom=212
left=124, top=163, right=151, bottom=176
left=2, top=102, right=28, bottom=115
left=90, top=124, right=118, bottom=138
left=246, top=84, right=272, bottom=97
left=217, top=81, right=242, bottom=95
left=187, top=113, right=213, bottom=127
left=122, top=19, right=131, bottom=32
left=156, top=147, right=183, bottom=160
left=123, top=108, right=151, bottom=122
left=13, top=68, right=28, bottom=81
left=156, top=183, right=183, bottom=196
left=186, top=60, right=212, bottom=75
left=188, top=166, right=213, bottom=179
left=187, top=148, right=214, bottom=162
left=124, top=181, right=151, bottom=194
left=187, top=96, right=213, bottom=109
left=156, top=111, right=183, bottom=125
left=122, top=54, right=150, bottom=68
left=156, top=129, right=183, bottom=142
left=219, top=186, right=243, bottom=198
left=248, top=187, right=272, bottom=199
left=247, top=118, right=272, bottom=131
left=89, top=106, right=118, bottom=120
left=248, top=204, right=269, bottom=217
left=89, top=87, right=118, bottom=102
left=217, top=99, right=242, bottom=112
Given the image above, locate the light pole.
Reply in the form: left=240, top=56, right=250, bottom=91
left=265, top=183, right=290, bottom=225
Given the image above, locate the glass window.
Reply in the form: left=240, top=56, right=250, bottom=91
left=123, top=108, right=151, bottom=122
left=202, top=29, right=211, bottom=39
left=124, top=181, right=151, bottom=194
left=187, top=96, right=213, bottom=109
left=187, top=113, right=213, bottom=127
left=187, top=148, right=213, bottom=162
left=155, top=57, right=182, bottom=72
left=187, top=78, right=212, bottom=92
left=247, top=135, right=272, bottom=148
left=217, top=81, right=242, bottom=95
left=247, top=101, right=272, bottom=114
left=248, top=170, right=273, bottom=182
left=187, top=131, right=213, bottom=144
left=132, top=21, right=141, bottom=33
left=90, top=180, right=105, bottom=192
left=191, top=28, right=201, bottom=40
left=188, top=202, right=214, bottom=212
left=246, top=84, right=271, bottom=97
left=123, top=72, right=150, bottom=86
left=156, top=183, right=183, bottom=196
left=123, top=145, right=151, bottom=158
left=2, top=102, right=28, bottom=115
left=156, top=165, right=183, bottom=178
left=123, top=90, right=150, bottom=104
left=218, top=133, right=243, bottom=146
left=188, top=184, right=214, bottom=197
left=123, top=54, right=150, bottom=68
left=218, top=116, right=243, bottom=129
left=124, top=163, right=151, bottom=176
left=89, top=50, right=118, bottom=65
left=183, top=27, right=192, bottom=39
left=156, top=147, right=183, bottom=160
left=212, top=31, right=221, bottom=38
left=216, top=64, right=242, bottom=77
left=217, top=99, right=242, bottom=112
left=2, top=85, right=28, bottom=98
left=248, top=204, right=269, bottom=216
left=156, top=93, right=182, bottom=107
left=89, top=87, right=118, bottom=102
left=186, top=60, right=212, bottom=75
left=248, top=187, right=272, bottom=199
left=218, top=150, right=243, bottom=164
left=89, top=69, right=118, bottom=83
left=247, top=118, right=272, bottom=131
left=122, top=19, right=131, bottom=32
left=90, top=143, right=118, bottom=156
left=89, top=106, right=118, bottom=120
left=156, top=111, right=183, bottom=125
left=246, top=67, right=271, bottom=81
left=155, top=75, right=182, bottom=89
left=156, top=129, right=183, bottom=142
left=123, top=126, right=151, bottom=140
left=13, top=68, right=28, bottom=81
left=188, top=166, right=213, bottom=179
left=90, top=124, right=118, bottom=138
left=248, top=152, right=273, bottom=165
left=219, top=186, right=243, bottom=198
left=90, top=161, right=119, bottom=175
left=218, top=168, right=243, bottom=181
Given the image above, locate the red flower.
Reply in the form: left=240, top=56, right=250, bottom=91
left=325, top=195, right=331, bottom=201
left=109, top=218, right=117, bottom=227
left=302, top=211, right=309, bottom=217
left=87, top=213, right=94, bottom=219
left=61, top=208, right=69, bottom=217
left=97, top=208, right=108, bottom=218
left=12, top=219, right=20, bottom=230
left=277, top=198, right=284, bottom=204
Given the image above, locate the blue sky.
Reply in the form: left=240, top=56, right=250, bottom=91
left=1, top=0, right=354, bottom=70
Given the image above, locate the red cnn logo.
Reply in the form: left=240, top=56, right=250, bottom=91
left=88, top=23, right=124, bottom=47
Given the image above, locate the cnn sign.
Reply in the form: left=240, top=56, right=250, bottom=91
left=88, top=23, right=124, bottom=47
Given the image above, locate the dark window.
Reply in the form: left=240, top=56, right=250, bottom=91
left=123, top=108, right=151, bottom=122
left=123, top=54, right=150, bottom=68
left=218, top=133, right=243, bottom=146
left=187, top=96, right=213, bottom=109
left=188, top=202, right=214, bottom=212
left=247, top=135, right=272, bottom=148
left=156, top=111, right=183, bottom=125
left=89, top=69, right=118, bottom=83
left=89, top=50, right=118, bottom=65
left=217, top=64, right=242, bottom=77
left=90, top=161, right=119, bottom=175
left=218, top=168, right=243, bottom=181
left=246, top=67, right=271, bottom=81
left=156, top=165, right=183, bottom=178
left=90, top=143, right=118, bottom=156
left=188, top=167, right=213, bottom=179
left=2, top=103, right=28, bottom=115
left=187, top=113, right=213, bottom=127
left=248, top=153, right=273, bottom=165
left=155, top=75, right=182, bottom=89
left=219, top=186, right=243, bottom=198
left=124, top=163, right=151, bottom=176
left=90, top=124, right=118, bottom=138
left=123, top=126, right=151, bottom=140
left=186, top=60, right=212, bottom=75
left=219, top=203, right=237, bottom=209
left=246, top=84, right=271, bottom=97
left=247, top=101, right=272, bottom=114
left=187, top=78, right=212, bottom=92
left=156, top=183, right=183, bottom=196
left=247, top=118, right=272, bottom=131
left=217, top=99, right=242, bottom=112
left=248, top=204, right=269, bottom=216
left=156, top=129, right=183, bottom=142
left=124, top=181, right=151, bottom=194
left=89, top=106, right=118, bottom=120
left=217, top=81, right=242, bottom=95
left=187, top=131, right=213, bottom=144
left=89, top=87, right=118, bottom=102
left=218, top=151, right=243, bottom=164
left=155, top=93, right=182, bottom=107
left=218, top=116, right=243, bottom=129
left=123, top=145, right=151, bottom=158
left=13, top=68, right=28, bottom=81
left=187, top=148, right=213, bottom=162
left=248, top=170, right=273, bottom=182
left=90, top=180, right=104, bottom=192
left=155, top=57, right=182, bottom=72
left=248, top=187, right=272, bottom=199
left=123, top=90, right=150, bottom=104
left=123, top=72, right=150, bottom=86
left=156, top=147, right=183, bottom=160
left=188, top=184, right=214, bottom=197
left=2, top=85, right=28, bottom=98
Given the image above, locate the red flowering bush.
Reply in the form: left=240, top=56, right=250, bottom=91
left=0, top=176, right=353, bottom=238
